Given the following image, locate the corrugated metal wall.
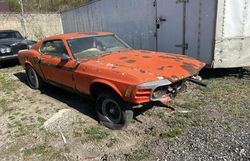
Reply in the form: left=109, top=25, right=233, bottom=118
left=61, top=0, right=216, bottom=65
left=61, top=0, right=156, bottom=51
left=61, top=0, right=250, bottom=68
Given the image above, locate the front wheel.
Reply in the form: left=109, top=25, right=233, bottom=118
left=26, top=65, right=45, bottom=89
left=96, top=91, right=133, bottom=130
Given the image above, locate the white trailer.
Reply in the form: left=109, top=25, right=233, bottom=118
left=61, top=0, right=250, bottom=68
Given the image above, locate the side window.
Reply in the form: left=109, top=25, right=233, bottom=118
left=40, top=40, right=68, bottom=58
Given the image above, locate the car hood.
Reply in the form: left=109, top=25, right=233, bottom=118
left=0, top=38, right=35, bottom=46
left=82, top=50, right=205, bottom=83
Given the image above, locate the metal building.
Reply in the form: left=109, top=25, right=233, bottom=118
left=61, top=0, right=250, bottom=68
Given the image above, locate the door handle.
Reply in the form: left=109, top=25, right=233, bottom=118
left=156, top=17, right=167, bottom=29
left=159, top=17, right=167, bottom=22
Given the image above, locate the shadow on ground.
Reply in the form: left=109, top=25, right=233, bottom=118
left=13, top=71, right=154, bottom=121
left=200, top=67, right=250, bottom=79
left=14, top=71, right=99, bottom=122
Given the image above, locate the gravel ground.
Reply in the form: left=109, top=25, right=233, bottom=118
left=0, top=63, right=249, bottom=161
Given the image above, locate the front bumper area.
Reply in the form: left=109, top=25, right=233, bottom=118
left=0, top=54, right=18, bottom=62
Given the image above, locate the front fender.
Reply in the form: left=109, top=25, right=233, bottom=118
left=91, top=79, right=123, bottom=97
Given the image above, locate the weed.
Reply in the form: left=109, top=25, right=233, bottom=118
left=160, top=128, right=182, bottom=138
left=84, top=126, right=109, bottom=141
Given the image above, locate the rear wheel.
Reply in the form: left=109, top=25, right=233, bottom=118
left=96, top=91, right=133, bottom=129
left=26, top=65, right=45, bottom=89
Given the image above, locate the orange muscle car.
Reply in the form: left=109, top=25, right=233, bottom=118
left=18, top=32, right=205, bottom=129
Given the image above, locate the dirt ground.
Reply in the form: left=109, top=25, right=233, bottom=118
left=0, top=63, right=249, bottom=161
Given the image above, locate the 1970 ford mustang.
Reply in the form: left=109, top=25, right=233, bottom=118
left=18, top=32, right=205, bottom=129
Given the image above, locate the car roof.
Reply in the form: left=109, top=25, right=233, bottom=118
left=44, top=32, right=114, bottom=41
left=0, top=30, right=19, bottom=33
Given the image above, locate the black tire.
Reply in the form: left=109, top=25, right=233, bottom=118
left=96, top=91, right=133, bottom=130
left=26, top=65, right=45, bottom=89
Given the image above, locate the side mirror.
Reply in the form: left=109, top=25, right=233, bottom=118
left=61, top=53, right=70, bottom=61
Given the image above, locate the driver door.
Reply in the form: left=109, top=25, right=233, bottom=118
left=39, top=39, right=78, bottom=89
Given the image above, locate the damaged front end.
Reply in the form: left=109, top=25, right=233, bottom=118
left=135, top=75, right=207, bottom=110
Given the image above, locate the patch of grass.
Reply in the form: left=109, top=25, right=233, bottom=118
left=160, top=128, right=182, bottom=138
left=37, top=117, right=46, bottom=124
left=168, top=112, right=191, bottom=129
left=5, top=65, right=23, bottom=73
left=15, top=124, right=37, bottom=137
left=24, top=144, right=61, bottom=160
left=72, top=118, right=86, bottom=126
left=73, top=130, right=82, bottom=138
left=227, top=124, right=237, bottom=133
left=26, top=96, right=36, bottom=103
left=40, top=128, right=59, bottom=141
left=20, top=116, right=28, bottom=121
left=8, top=115, right=15, bottom=120
left=6, top=0, right=21, bottom=12
left=0, top=73, right=17, bottom=91
left=125, top=149, right=152, bottom=161
left=0, top=98, right=14, bottom=113
left=35, top=109, right=42, bottom=114
left=24, top=144, right=55, bottom=156
left=83, top=126, right=109, bottom=141
left=23, top=143, right=69, bottom=160
left=144, top=126, right=157, bottom=137
left=6, top=0, right=92, bottom=12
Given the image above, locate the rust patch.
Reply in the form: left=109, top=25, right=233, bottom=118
left=158, top=55, right=183, bottom=61
left=126, top=60, right=136, bottom=64
left=142, top=55, right=152, bottom=58
left=167, top=65, right=173, bottom=68
left=120, top=56, right=128, bottom=60
left=140, top=69, right=146, bottom=73
left=157, top=66, right=165, bottom=71
left=171, top=75, right=179, bottom=80
left=181, top=62, right=198, bottom=75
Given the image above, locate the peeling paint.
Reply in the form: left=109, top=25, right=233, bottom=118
left=140, top=69, right=146, bottom=73
left=181, top=62, right=199, bottom=75
left=120, top=56, right=128, bottom=60
left=126, top=60, right=136, bottom=64
left=142, top=55, right=152, bottom=58
left=157, top=66, right=165, bottom=71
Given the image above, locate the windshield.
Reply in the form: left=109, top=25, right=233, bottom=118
left=67, top=35, right=130, bottom=60
left=0, top=31, right=23, bottom=40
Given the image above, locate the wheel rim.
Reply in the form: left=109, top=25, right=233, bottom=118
left=27, top=68, right=37, bottom=88
left=101, top=99, right=122, bottom=124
